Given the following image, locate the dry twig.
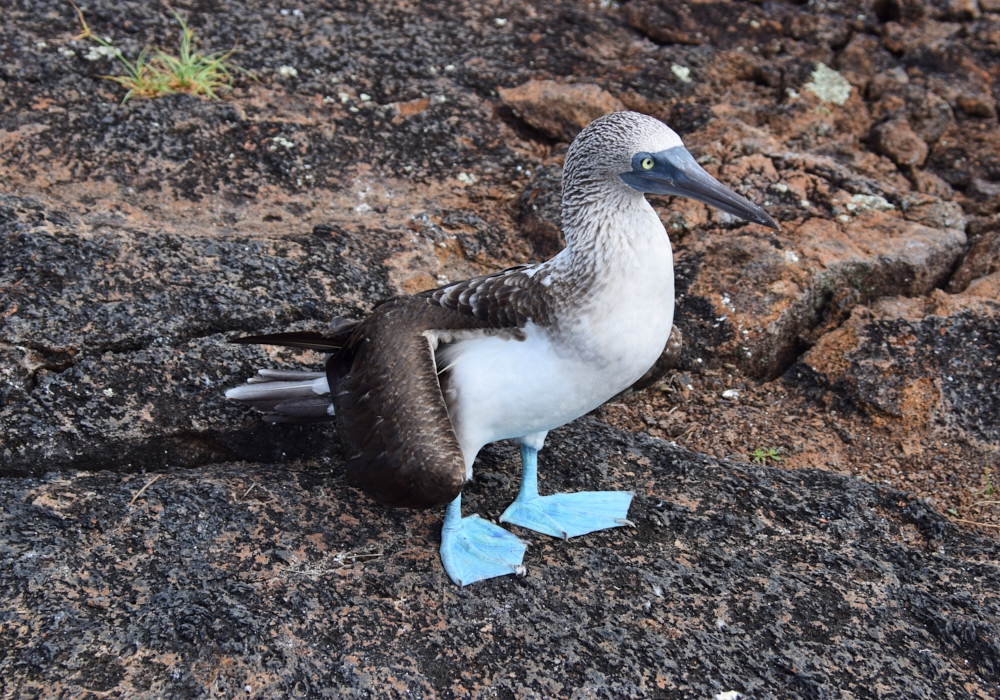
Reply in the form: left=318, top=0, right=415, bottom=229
left=128, top=473, right=162, bottom=506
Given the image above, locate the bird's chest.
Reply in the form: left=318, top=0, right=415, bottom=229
left=559, top=236, right=675, bottom=385
left=440, top=210, right=675, bottom=453
left=441, top=266, right=673, bottom=453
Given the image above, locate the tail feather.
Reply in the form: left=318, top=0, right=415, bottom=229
left=226, top=318, right=356, bottom=424
left=263, top=414, right=338, bottom=424
left=229, top=331, right=345, bottom=352
left=226, top=370, right=334, bottom=423
left=225, top=376, right=330, bottom=401
left=248, top=369, right=326, bottom=383
left=229, top=319, right=359, bottom=352
left=273, top=396, right=335, bottom=418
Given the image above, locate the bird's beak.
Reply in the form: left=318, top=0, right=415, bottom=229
left=621, top=146, right=780, bottom=230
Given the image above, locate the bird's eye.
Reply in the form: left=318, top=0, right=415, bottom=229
left=641, top=157, right=655, bottom=170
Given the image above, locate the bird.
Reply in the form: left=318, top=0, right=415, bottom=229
left=225, top=111, right=778, bottom=586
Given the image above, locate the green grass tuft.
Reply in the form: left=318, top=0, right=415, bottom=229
left=750, top=447, right=782, bottom=465
left=71, top=1, right=249, bottom=104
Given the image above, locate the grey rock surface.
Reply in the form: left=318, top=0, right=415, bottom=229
left=2, top=418, right=998, bottom=699
left=0, top=194, right=387, bottom=477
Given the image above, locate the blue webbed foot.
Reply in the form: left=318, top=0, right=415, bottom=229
left=440, top=494, right=526, bottom=586
left=500, top=491, right=634, bottom=539
left=500, top=442, right=634, bottom=539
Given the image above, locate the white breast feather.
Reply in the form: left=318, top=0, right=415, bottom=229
left=436, top=200, right=674, bottom=475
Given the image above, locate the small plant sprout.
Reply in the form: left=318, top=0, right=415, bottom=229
left=70, top=1, right=249, bottom=103
left=973, top=458, right=995, bottom=499
left=751, top=447, right=782, bottom=465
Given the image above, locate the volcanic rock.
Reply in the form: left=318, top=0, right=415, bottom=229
left=498, top=81, right=625, bottom=143
left=794, top=288, right=1000, bottom=451
left=873, top=118, right=930, bottom=167
left=2, top=418, right=997, bottom=698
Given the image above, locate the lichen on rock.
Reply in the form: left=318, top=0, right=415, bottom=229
left=804, top=63, right=853, bottom=106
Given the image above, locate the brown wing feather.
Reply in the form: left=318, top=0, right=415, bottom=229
left=422, top=265, right=552, bottom=327
left=329, top=267, right=554, bottom=509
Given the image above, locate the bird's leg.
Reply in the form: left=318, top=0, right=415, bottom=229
left=439, top=493, right=527, bottom=586
left=500, top=442, right=634, bottom=539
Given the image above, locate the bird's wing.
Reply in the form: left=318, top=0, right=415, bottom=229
left=417, top=265, right=552, bottom=328
left=331, top=265, right=552, bottom=509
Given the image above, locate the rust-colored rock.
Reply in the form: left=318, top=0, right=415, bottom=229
left=873, top=118, right=929, bottom=167
left=947, top=0, right=982, bottom=20
left=957, top=92, right=997, bottom=118
left=796, top=288, right=1000, bottom=446
left=947, top=222, right=1000, bottom=292
left=835, top=33, right=881, bottom=91
left=624, top=0, right=707, bottom=46
left=965, top=269, right=1000, bottom=297
left=928, top=121, right=1000, bottom=187
left=912, top=168, right=955, bottom=198
left=498, top=80, right=625, bottom=142
left=511, top=119, right=967, bottom=381
left=681, top=202, right=965, bottom=379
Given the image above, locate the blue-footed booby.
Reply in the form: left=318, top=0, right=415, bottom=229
left=226, top=111, right=778, bottom=586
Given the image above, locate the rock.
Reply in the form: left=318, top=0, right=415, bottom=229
left=873, top=0, right=928, bottom=24
left=0, top=194, right=392, bottom=477
left=880, top=19, right=962, bottom=57
left=928, top=121, right=1000, bottom=188
left=679, top=200, right=965, bottom=378
left=912, top=168, right=955, bottom=198
left=498, top=81, right=625, bottom=143
left=676, top=133, right=964, bottom=379
left=947, top=0, right=982, bottom=19
left=907, top=89, right=956, bottom=147
left=835, top=34, right=882, bottom=91
left=873, top=118, right=930, bottom=167
left=2, top=0, right=1000, bottom=694
left=1, top=417, right=997, bottom=698
left=511, top=123, right=967, bottom=380
left=624, top=0, right=708, bottom=46
left=780, top=11, right=852, bottom=46
left=793, top=289, right=1000, bottom=447
left=957, top=93, right=998, bottom=119
left=966, top=269, right=1000, bottom=297
left=514, top=164, right=564, bottom=260
left=947, top=222, right=1000, bottom=292
left=867, top=69, right=909, bottom=103
left=967, top=176, right=1000, bottom=203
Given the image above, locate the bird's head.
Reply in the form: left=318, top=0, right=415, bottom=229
left=564, top=111, right=778, bottom=230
